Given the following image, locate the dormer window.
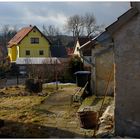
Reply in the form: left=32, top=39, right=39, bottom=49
left=30, top=37, right=39, bottom=44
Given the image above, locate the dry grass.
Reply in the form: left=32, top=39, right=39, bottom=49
left=0, top=84, right=80, bottom=138
left=78, top=95, right=114, bottom=113
left=0, top=96, right=46, bottom=122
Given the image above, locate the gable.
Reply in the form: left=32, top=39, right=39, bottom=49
left=18, top=27, right=51, bottom=49
left=8, top=26, right=51, bottom=48
left=74, top=41, right=80, bottom=55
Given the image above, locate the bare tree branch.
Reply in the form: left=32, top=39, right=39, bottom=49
left=65, top=13, right=104, bottom=38
left=42, top=25, right=61, bottom=37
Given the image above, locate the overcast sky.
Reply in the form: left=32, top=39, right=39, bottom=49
left=0, top=2, right=130, bottom=33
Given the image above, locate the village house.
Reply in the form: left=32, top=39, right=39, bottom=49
left=8, top=25, right=51, bottom=62
left=7, top=25, right=55, bottom=76
left=74, top=37, right=92, bottom=68
left=79, top=32, right=114, bottom=96
left=105, top=2, right=140, bottom=137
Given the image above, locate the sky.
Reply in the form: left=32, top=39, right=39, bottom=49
left=0, top=2, right=130, bottom=33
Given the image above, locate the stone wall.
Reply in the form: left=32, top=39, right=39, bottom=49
left=113, top=13, right=140, bottom=137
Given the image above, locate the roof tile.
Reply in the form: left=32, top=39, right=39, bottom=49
left=8, top=26, right=33, bottom=48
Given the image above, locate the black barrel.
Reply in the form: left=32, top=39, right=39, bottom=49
left=74, top=71, right=91, bottom=87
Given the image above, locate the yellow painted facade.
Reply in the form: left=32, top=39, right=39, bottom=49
left=8, top=45, right=17, bottom=61
left=8, top=27, right=51, bottom=62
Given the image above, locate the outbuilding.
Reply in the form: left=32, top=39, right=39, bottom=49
left=106, top=2, right=140, bottom=137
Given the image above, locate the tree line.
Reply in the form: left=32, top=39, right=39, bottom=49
left=0, top=12, right=104, bottom=56
left=43, top=12, right=104, bottom=39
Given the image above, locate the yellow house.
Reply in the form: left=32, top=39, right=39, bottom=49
left=8, top=25, right=51, bottom=62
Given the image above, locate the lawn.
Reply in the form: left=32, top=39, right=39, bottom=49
left=0, top=83, right=114, bottom=138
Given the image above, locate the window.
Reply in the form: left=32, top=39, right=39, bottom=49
left=26, top=50, right=30, bottom=55
left=39, top=50, right=44, bottom=55
left=30, top=37, right=39, bottom=44
left=77, top=47, right=79, bottom=51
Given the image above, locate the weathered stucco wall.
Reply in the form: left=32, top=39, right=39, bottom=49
left=96, top=49, right=114, bottom=96
left=91, top=44, right=114, bottom=96
left=114, top=14, right=140, bottom=137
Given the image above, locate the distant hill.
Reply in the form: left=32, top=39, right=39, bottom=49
left=47, top=35, right=75, bottom=58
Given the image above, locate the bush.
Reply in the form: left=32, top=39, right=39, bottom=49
left=68, top=55, right=84, bottom=82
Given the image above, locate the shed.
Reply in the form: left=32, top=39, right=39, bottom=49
left=106, top=2, right=140, bottom=137
left=90, top=31, right=114, bottom=96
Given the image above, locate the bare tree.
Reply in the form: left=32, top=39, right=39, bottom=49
left=84, top=13, right=103, bottom=37
left=65, top=14, right=84, bottom=38
left=42, top=25, right=60, bottom=37
left=65, top=13, right=104, bottom=38
left=0, top=25, right=17, bottom=56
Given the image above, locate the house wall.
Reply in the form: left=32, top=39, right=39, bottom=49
left=8, top=28, right=51, bottom=62
left=19, top=28, right=50, bottom=58
left=95, top=49, right=114, bottom=96
left=8, top=45, right=17, bottom=62
left=73, top=41, right=80, bottom=56
left=91, top=44, right=114, bottom=96
left=113, top=13, right=140, bottom=137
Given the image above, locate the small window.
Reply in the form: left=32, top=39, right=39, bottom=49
left=39, top=50, right=44, bottom=55
left=26, top=50, right=30, bottom=55
left=30, top=37, right=39, bottom=44
left=77, top=47, right=79, bottom=51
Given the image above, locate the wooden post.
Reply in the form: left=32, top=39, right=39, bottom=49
left=17, top=72, right=19, bottom=85
left=55, top=60, right=58, bottom=90
left=16, top=65, right=19, bottom=85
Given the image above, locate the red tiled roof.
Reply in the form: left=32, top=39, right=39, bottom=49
left=8, top=26, right=33, bottom=48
